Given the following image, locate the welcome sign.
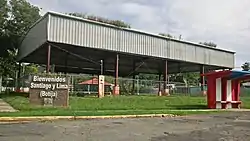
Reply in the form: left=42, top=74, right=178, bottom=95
left=29, top=75, right=69, bottom=107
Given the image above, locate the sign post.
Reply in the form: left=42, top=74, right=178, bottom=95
left=29, top=74, right=69, bottom=107
left=98, top=75, right=105, bottom=98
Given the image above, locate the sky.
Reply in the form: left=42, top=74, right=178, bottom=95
left=27, top=0, right=250, bottom=69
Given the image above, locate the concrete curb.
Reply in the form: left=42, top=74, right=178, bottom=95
left=1, top=109, right=249, bottom=123
left=0, top=114, right=177, bottom=122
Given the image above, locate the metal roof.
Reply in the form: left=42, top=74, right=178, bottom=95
left=28, top=11, right=235, bottom=54
left=229, top=70, right=250, bottom=80
left=18, top=11, right=236, bottom=75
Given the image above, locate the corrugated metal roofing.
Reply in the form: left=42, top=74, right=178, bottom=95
left=18, top=11, right=235, bottom=69
left=47, top=11, right=235, bottom=53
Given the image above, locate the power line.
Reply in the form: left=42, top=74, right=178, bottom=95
left=125, top=61, right=145, bottom=77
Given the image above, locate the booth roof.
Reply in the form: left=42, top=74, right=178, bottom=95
left=229, top=70, right=250, bottom=80
left=201, top=70, right=250, bottom=80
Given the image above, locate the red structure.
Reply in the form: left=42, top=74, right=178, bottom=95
left=78, top=77, right=113, bottom=95
left=78, top=77, right=113, bottom=86
left=202, top=70, right=250, bottom=109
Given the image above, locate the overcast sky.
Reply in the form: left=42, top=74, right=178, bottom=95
left=28, top=0, right=250, bottom=69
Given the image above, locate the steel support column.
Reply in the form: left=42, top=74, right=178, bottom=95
left=46, top=44, right=51, bottom=73
left=0, top=75, right=2, bottom=93
left=113, top=54, right=120, bottom=95
left=64, top=53, right=68, bottom=74
left=158, top=73, right=162, bottom=96
left=16, top=62, right=22, bottom=92
left=200, top=65, right=206, bottom=95
left=132, top=60, right=136, bottom=94
left=163, top=60, right=169, bottom=95
left=100, top=59, right=104, bottom=75
left=103, top=59, right=105, bottom=75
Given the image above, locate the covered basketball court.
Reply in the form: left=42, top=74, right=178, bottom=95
left=18, top=11, right=235, bottom=95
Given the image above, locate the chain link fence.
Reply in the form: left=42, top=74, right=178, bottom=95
left=2, top=73, right=250, bottom=97
left=61, top=74, right=204, bottom=96
left=0, top=73, right=207, bottom=96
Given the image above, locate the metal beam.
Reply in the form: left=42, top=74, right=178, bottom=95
left=200, top=65, right=205, bottom=91
left=46, top=45, right=51, bottom=73
left=115, top=54, right=119, bottom=86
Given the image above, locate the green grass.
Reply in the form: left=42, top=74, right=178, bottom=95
left=241, top=96, right=250, bottom=109
left=1, top=94, right=249, bottom=117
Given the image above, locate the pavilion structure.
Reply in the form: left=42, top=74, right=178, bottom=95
left=17, top=11, right=235, bottom=96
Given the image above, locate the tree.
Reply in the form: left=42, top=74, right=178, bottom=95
left=241, top=62, right=250, bottom=71
left=23, top=64, right=39, bottom=76
left=199, top=42, right=217, bottom=47
left=0, top=49, right=18, bottom=79
left=159, top=33, right=173, bottom=38
left=68, top=12, right=131, bottom=28
left=0, top=0, right=9, bottom=36
left=0, top=0, right=41, bottom=80
left=168, top=72, right=199, bottom=86
left=0, top=0, right=10, bottom=57
left=68, top=13, right=87, bottom=18
left=0, top=0, right=41, bottom=57
left=7, top=0, right=40, bottom=35
left=182, top=72, right=200, bottom=86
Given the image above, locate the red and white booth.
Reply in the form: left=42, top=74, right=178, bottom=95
left=201, top=70, right=250, bottom=109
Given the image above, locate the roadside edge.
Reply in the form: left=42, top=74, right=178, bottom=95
left=0, top=114, right=177, bottom=122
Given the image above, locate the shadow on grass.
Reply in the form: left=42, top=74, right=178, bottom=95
left=0, top=92, right=29, bottom=98
left=168, top=104, right=208, bottom=110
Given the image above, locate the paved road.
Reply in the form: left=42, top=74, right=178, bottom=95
left=1, top=112, right=250, bottom=141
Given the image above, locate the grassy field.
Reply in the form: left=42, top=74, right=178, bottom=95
left=0, top=94, right=249, bottom=117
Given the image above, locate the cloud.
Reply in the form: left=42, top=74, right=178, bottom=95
left=28, top=0, right=250, bottom=68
